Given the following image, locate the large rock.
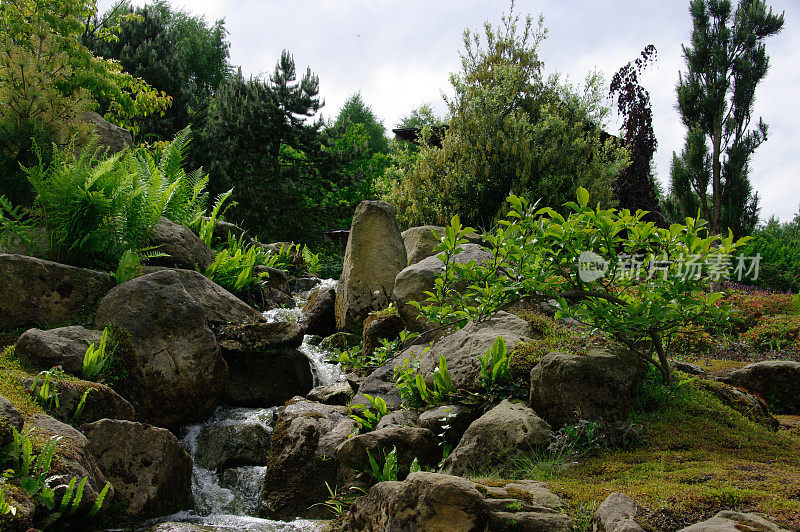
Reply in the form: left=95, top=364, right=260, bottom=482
left=392, top=243, right=493, bottom=332
left=402, top=225, right=445, bottom=265
left=721, top=361, right=800, bottom=414
left=259, top=397, right=357, bottom=520
left=700, top=380, right=779, bottom=429
left=169, top=269, right=265, bottom=326
left=441, top=400, right=553, bottom=476
left=21, top=377, right=134, bottom=423
left=14, top=326, right=102, bottom=375
left=418, top=404, right=481, bottom=447
left=0, top=254, right=114, bottom=331
left=95, top=270, right=229, bottom=426
left=28, top=414, right=114, bottom=516
left=337, top=426, right=440, bottom=476
left=300, top=286, right=337, bottom=337
left=677, top=510, right=790, bottom=531
left=83, top=419, right=193, bottom=519
left=592, top=492, right=643, bottom=532
left=216, top=322, right=313, bottom=406
left=352, top=353, right=408, bottom=410
left=194, top=422, right=272, bottom=471
left=149, top=217, right=216, bottom=272
left=335, top=201, right=407, bottom=331
left=529, top=347, right=644, bottom=428
left=419, top=311, right=533, bottom=392
left=83, top=111, right=132, bottom=154
left=307, top=381, right=354, bottom=405
left=362, top=311, right=404, bottom=358
left=349, top=471, right=573, bottom=532
left=375, top=410, right=420, bottom=430
left=0, top=394, right=23, bottom=449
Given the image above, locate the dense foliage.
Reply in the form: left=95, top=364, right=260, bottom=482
left=87, top=0, right=231, bottom=143
left=413, top=189, right=747, bottom=383
left=665, top=0, right=784, bottom=235
left=739, top=211, right=800, bottom=293
left=380, top=8, right=629, bottom=228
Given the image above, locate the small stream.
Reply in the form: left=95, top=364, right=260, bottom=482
left=144, top=279, right=340, bottom=531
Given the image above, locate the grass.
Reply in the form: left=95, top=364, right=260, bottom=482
left=472, top=378, right=800, bottom=531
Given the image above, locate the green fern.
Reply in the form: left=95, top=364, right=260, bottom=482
left=82, top=328, right=110, bottom=380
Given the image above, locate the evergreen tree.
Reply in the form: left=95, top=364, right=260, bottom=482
left=609, top=45, right=663, bottom=224
left=87, top=0, right=230, bottom=142
left=333, top=93, right=388, bottom=155
left=673, top=0, right=783, bottom=234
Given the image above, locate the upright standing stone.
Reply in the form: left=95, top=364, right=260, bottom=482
left=335, top=201, right=406, bottom=331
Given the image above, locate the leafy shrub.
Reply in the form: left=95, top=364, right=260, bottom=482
left=394, top=353, right=458, bottom=409
left=739, top=213, right=800, bottom=293
left=413, top=189, right=747, bottom=383
left=668, top=323, right=714, bottom=357
left=349, top=394, right=388, bottom=433
left=741, top=314, right=800, bottom=351
left=82, top=327, right=111, bottom=380
left=722, top=290, right=796, bottom=332
left=479, top=336, right=511, bottom=391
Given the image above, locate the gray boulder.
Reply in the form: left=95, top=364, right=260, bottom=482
left=259, top=397, right=358, bottom=520
left=721, top=360, right=800, bottom=414
left=29, top=414, right=114, bottom=516
left=83, top=111, right=132, bottom=154
left=149, top=217, right=216, bottom=271
left=335, top=200, right=407, bottom=331
left=0, top=254, right=113, bottom=331
left=678, top=510, right=790, bottom=531
left=21, top=377, right=134, bottom=423
left=592, top=492, right=643, bottom=532
left=441, top=399, right=553, bottom=476
left=168, top=269, right=265, bottom=326
left=362, top=311, right=404, bottom=358
left=349, top=471, right=572, bottom=531
left=352, top=353, right=408, bottom=410
left=83, top=419, right=193, bottom=519
left=95, top=270, right=228, bottom=426
left=418, top=311, right=533, bottom=392
left=337, top=426, right=439, bottom=476
left=375, top=410, right=420, bottom=430
left=418, top=404, right=481, bottom=447
left=530, top=347, right=644, bottom=428
left=392, top=243, right=493, bottom=331
left=401, top=225, right=445, bottom=265
left=307, top=381, right=354, bottom=405
left=14, top=326, right=102, bottom=375
left=300, top=286, right=337, bottom=337
left=0, top=395, right=23, bottom=449
left=194, top=422, right=272, bottom=471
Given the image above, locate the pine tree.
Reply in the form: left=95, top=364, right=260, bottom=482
left=673, top=0, right=783, bottom=234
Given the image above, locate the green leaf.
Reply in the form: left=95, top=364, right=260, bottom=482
left=576, top=187, right=589, bottom=208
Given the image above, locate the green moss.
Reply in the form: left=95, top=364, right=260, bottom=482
left=0, top=346, right=44, bottom=419
left=509, top=341, right=547, bottom=379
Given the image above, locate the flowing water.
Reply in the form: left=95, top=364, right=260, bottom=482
left=143, top=279, right=340, bottom=531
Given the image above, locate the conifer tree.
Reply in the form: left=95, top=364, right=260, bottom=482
left=672, top=0, right=783, bottom=235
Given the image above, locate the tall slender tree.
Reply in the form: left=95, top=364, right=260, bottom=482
left=674, top=0, right=783, bottom=234
left=609, top=44, right=663, bottom=223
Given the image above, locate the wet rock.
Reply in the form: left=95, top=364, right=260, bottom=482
left=0, top=253, right=113, bottom=331
left=300, top=286, right=337, bottom=337
left=95, top=270, right=228, bottom=426
left=592, top=492, right=643, bottom=532
left=335, top=200, right=407, bottom=331
left=530, top=347, right=644, bottom=428
left=149, top=217, right=216, bottom=271
left=259, top=398, right=358, bottom=520
left=441, top=400, right=553, bottom=476
left=721, top=360, right=800, bottom=414
left=677, top=510, right=791, bottom=531
left=83, top=419, right=192, bottom=519
left=307, top=381, right=354, bottom=405
left=14, top=326, right=102, bottom=375
left=349, top=471, right=573, bottom=531
left=194, top=422, right=272, bottom=471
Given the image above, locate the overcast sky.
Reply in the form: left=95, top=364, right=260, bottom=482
left=102, top=0, right=799, bottom=222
